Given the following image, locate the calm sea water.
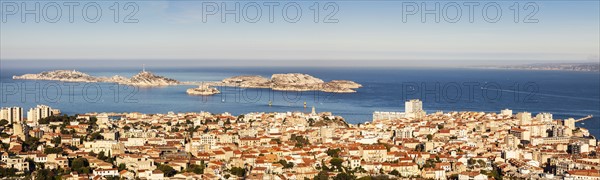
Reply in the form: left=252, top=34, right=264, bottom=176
left=1, top=67, right=599, bottom=137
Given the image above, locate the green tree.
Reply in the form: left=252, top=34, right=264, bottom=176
left=0, top=119, right=8, bottom=126
left=44, top=147, right=64, bottom=154
left=49, top=125, right=58, bottom=132
left=67, top=145, right=79, bottom=151
left=51, top=136, right=61, bottom=146
left=467, top=158, right=476, bottom=166
left=230, top=167, right=246, bottom=177
left=290, top=134, right=310, bottom=147
left=187, top=164, right=205, bottom=174
left=97, top=151, right=106, bottom=161
left=390, top=169, right=400, bottom=176
left=330, top=158, right=344, bottom=171
left=89, top=132, right=104, bottom=140
left=278, top=160, right=294, bottom=168
left=0, top=142, right=9, bottom=151
left=35, top=169, right=58, bottom=180
left=0, top=167, right=18, bottom=177
left=118, top=163, right=127, bottom=171
left=314, top=170, right=329, bottom=180
left=327, top=148, right=341, bottom=158
left=334, top=172, right=356, bottom=180
left=23, top=137, right=42, bottom=151
left=0, top=133, right=9, bottom=138
left=477, top=159, right=486, bottom=167
left=89, top=117, right=98, bottom=125
left=71, top=157, right=90, bottom=173
left=156, top=163, right=177, bottom=177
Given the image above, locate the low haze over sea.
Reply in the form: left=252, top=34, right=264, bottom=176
left=2, top=64, right=599, bottom=137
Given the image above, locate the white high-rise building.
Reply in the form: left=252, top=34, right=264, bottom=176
left=0, top=109, right=7, bottom=121
left=405, top=99, right=422, bottom=113
left=501, top=109, right=513, bottom=117
left=564, top=118, right=575, bottom=130
left=0, top=107, right=23, bottom=124
left=27, top=105, right=53, bottom=124
left=405, top=99, right=426, bottom=119
left=516, top=112, right=532, bottom=125
left=536, top=112, right=553, bottom=123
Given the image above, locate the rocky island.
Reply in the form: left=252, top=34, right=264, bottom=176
left=216, top=73, right=362, bottom=93
left=13, top=70, right=362, bottom=94
left=13, top=70, right=181, bottom=87
left=186, top=85, right=221, bottom=96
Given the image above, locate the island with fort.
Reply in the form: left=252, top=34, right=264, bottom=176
left=13, top=70, right=363, bottom=96
left=13, top=70, right=181, bottom=87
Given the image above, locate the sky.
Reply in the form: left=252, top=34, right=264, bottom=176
left=0, top=0, right=599, bottom=67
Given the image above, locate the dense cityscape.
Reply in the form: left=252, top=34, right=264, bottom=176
left=1, top=100, right=598, bottom=180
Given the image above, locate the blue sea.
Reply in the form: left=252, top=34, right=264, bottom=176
left=1, top=66, right=599, bottom=137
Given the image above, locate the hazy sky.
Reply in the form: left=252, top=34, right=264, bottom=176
left=1, top=0, right=599, bottom=66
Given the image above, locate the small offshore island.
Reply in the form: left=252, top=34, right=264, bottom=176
left=186, top=85, right=221, bottom=96
left=13, top=70, right=363, bottom=96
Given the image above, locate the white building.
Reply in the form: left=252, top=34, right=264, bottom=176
left=500, top=109, right=513, bottom=117
left=564, top=118, right=576, bottom=130
left=93, top=168, right=119, bottom=177
left=536, top=112, right=553, bottom=123
left=395, top=126, right=414, bottom=139
left=373, top=111, right=404, bottom=121
left=1, top=107, right=23, bottom=124
left=83, top=140, right=123, bottom=155
left=27, top=105, right=53, bottom=125
left=516, top=112, right=532, bottom=125
left=116, top=155, right=156, bottom=172
left=5, top=157, right=30, bottom=172
left=405, top=99, right=426, bottom=119
left=13, top=123, right=26, bottom=140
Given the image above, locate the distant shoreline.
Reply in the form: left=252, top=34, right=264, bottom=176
left=470, top=67, right=600, bottom=73
left=471, top=63, right=600, bottom=72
